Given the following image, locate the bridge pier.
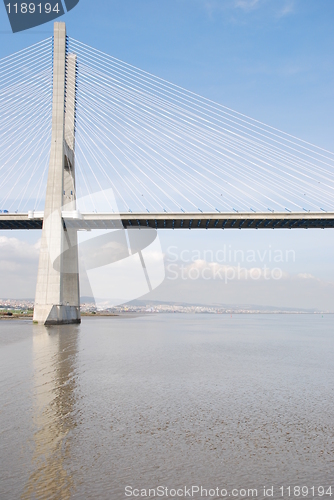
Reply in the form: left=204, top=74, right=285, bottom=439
left=33, top=22, right=80, bottom=325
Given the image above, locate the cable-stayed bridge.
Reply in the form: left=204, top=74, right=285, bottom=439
left=1, top=22, right=334, bottom=324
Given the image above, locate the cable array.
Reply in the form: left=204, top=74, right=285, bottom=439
left=66, top=37, right=334, bottom=214
left=1, top=35, right=334, bottom=214
left=0, top=38, right=52, bottom=212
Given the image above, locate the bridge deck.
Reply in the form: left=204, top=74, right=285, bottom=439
left=1, top=212, right=334, bottom=230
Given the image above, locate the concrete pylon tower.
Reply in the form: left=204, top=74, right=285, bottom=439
left=33, top=22, right=81, bottom=325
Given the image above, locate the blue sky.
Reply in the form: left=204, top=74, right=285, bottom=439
left=1, top=0, right=334, bottom=308
left=1, top=0, right=333, bottom=146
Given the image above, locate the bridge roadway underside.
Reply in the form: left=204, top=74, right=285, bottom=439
left=1, top=212, right=334, bottom=230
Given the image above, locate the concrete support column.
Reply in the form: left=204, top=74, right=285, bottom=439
left=62, top=53, right=80, bottom=313
left=33, top=22, right=80, bottom=325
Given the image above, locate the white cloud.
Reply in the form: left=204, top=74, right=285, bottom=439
left=200, top=0, right=295, bottom=18
left=166, top=258, right=290, bottom=281
left=277, top=1, right=294, bottom=18
left=296, top=272, right=316, bottom=280
left=0, top=236, right=40, bottom=261
left=0, top=236, right=40, bottom=297
left=164, top=257, right=326, bottom=284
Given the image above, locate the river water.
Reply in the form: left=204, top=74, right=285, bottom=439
left=0, top=314, right=333, bottom=500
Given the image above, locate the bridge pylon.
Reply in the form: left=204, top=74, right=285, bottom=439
left=33, top=22, right=81, bottom=325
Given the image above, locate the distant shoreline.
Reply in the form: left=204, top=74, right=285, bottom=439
left=0, top=312, right=118, bottom=320
left=0, top=311, right=332, bottom=320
